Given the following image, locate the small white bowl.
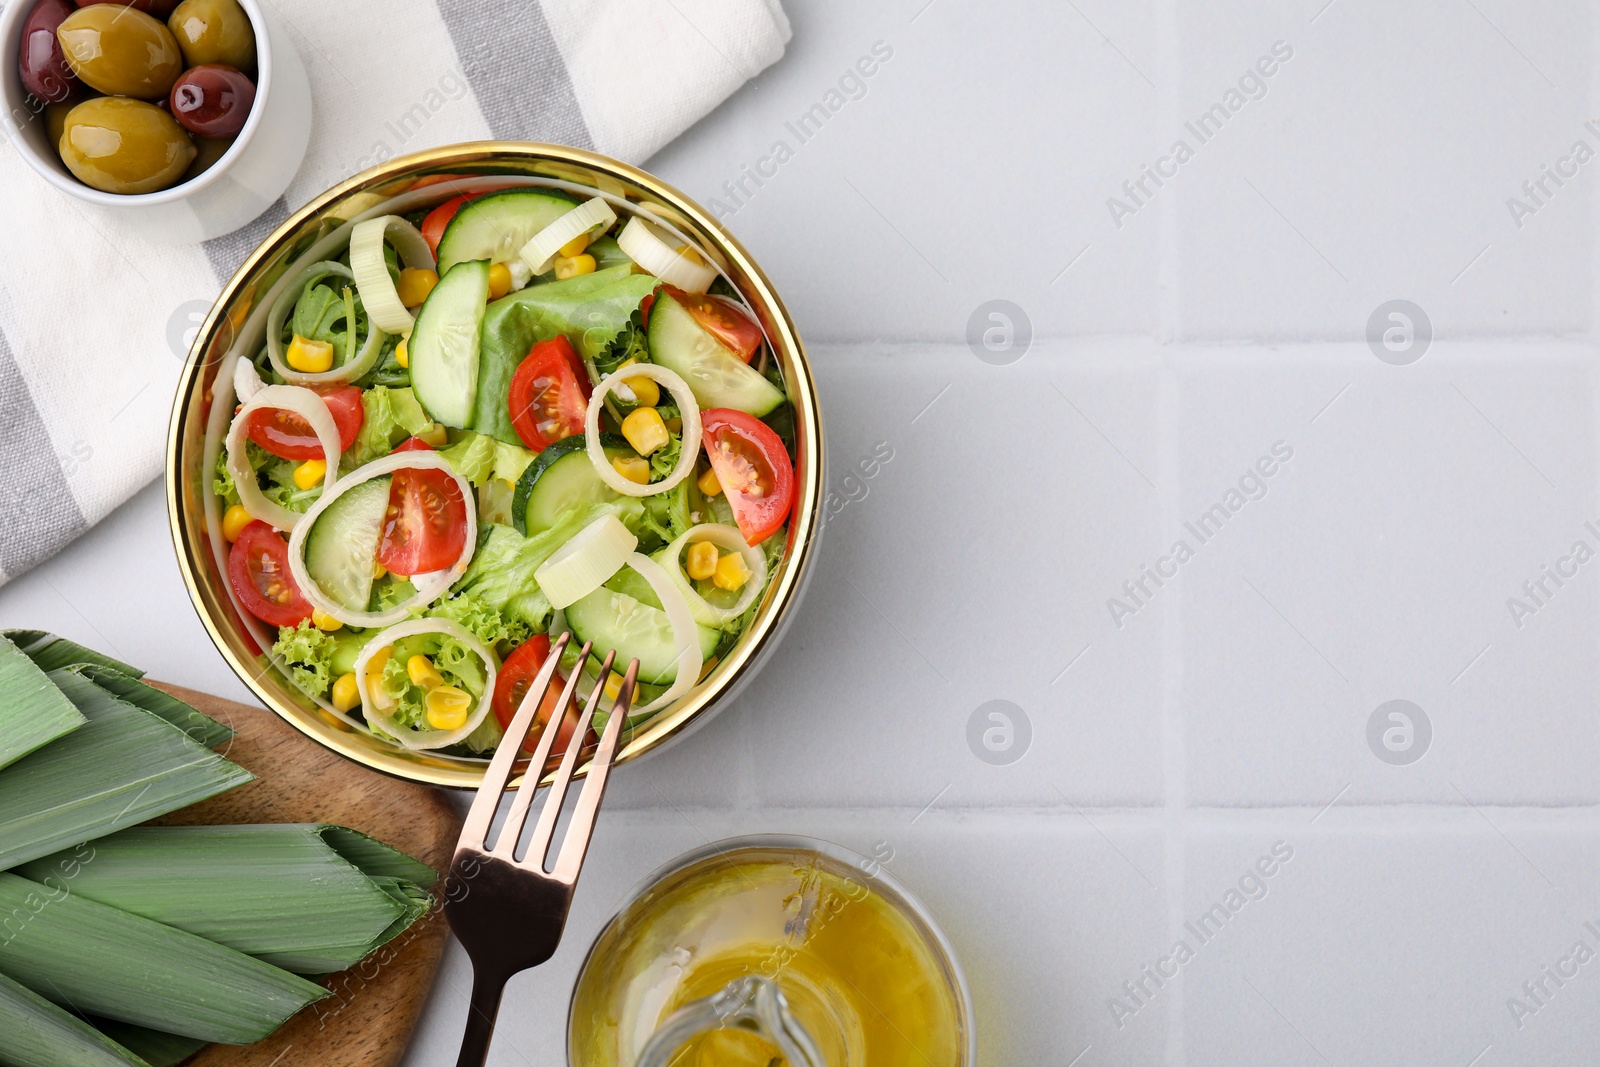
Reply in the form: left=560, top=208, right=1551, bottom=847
left=0, top=0, right=311, bottom=243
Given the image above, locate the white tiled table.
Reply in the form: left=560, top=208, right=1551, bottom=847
left=6, top=0, right=1600, bottom=1062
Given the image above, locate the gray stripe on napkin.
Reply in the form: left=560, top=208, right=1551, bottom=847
left=0, top=325, right=86, bottom=580
left=437, top=0, right=594, bottom=147
left=203, top=196, right=290, bottom=282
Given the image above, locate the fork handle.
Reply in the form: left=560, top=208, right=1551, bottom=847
left=454, top=973, right=508, bottom=1067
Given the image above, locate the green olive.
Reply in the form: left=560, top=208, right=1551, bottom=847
left=167, top=0, right=255, bottom=71
left=44, top=100, right=77, bottom=149
left=58, top=97, right=196, bottom=194
left=183, top=135, right=234, bottom=181
left=56, top=5, right=183, bottom=100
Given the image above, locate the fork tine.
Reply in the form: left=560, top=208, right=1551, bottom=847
left=525, top=649, right=615, bottom=869
left=552, top=658, right=637, bottom=881
left=457, top=632, right=570, bottom=854
left=489, top=641, right=593, bottom=859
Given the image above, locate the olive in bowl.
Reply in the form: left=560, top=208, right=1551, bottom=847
left=170, top=62, right=252, bottom=137
left=10, top=0, right=261, bottom=196
left=56, top=3, right=184, bottom=98
left=57, top=96, right=196, bottom=193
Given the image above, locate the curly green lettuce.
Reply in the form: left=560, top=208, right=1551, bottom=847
left=272, top=621, right=337, bottom=696
left=428, top=592, right=531, bottom=650
left=439, top=431, right=536, bottom=488
left=375, top=630, right=489, bottom=731
left=344, top=386, right=433, bottom=469
left=213, top=449, right=240, bottom=508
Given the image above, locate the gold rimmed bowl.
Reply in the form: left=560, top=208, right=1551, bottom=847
left=166, top=142, right=823, bottom=789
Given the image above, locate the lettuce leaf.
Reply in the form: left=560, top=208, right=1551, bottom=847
left=439, top=431, right=537, bottom=488
left=213, top=449, right=240, bottom=508
left=344, top=387, right=433, bottom=470
left=428, top=592, right=531, bottom=651
left=272, top=621, right=337, bottom=697
left=451, top=500, right=644, bottom=632
left=250, top=441, right=320, bottom=513
left=471, top=266, right=659, bottom=445
left=376, top=630, right=489, bottom=731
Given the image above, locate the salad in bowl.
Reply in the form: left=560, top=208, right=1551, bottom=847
left=177, top=150, right=817, bottom=781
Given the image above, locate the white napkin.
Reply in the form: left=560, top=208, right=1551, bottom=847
left=0, top=0, right=789, bottom=586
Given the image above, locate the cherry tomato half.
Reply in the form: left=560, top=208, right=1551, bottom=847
left=376, top=463, right=468, bottom=577
left=507, top=335, right=589, bottom=452
left=393, top=436, right=434, bottom=452
left=492, top=636, right=581, bottom=757
left=661, top=285, right=762, bottom=363
left=228, top=520, right=312, bottom=628
left=701, top=408, right=795, bottom=546
left=420, top=194, right=469, bottom=258
left=245, top=385, right=363, bottom=461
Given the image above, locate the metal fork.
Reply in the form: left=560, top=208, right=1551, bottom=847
left=445, top=632, right=638, bottom=1067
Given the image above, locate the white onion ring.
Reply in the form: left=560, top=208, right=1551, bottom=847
left=662, top=524, right=768, bottom=627
left=225, top=385, right=342, bottom=531
left=266, top=262, right=388, bottom=385
left=350, top=216, right=435, bottom=335
left=617, top=217, right=716, bottom=292
left=619, top=552, right=704, bottom=717
left=518, top=197, right=618, bottom=275
left=286, top=452, right=478, bottom=627
left=352, top=618, right=498, bottom=751
left=585, top=364, right=702, bottom=497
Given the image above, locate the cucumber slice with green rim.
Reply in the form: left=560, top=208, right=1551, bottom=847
left=436, top=190, right=580, bottom=274
left=647, top=292, right=786, bottom=417
left=511, top=433, right=630, bottom=534
left=563, top=587, right=720, bottom=686
left=302, top=475, right=391, bottom=613
left=409, top=260, right=490, bottom=428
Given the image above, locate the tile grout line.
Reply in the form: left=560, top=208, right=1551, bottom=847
left=1158, top=362, right=1188, bottom=1066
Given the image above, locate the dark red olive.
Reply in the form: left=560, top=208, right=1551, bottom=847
left=18, top=0, right=77, bottom=103
left=168, top=63, right=253, bottom=138
left=74, top=0, right=181, bottom=13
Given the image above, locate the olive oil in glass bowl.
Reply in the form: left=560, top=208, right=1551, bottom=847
left=569, top=837, right=975, bottom=1066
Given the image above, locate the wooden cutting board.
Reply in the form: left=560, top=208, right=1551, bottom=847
left=149, top=682, right=462, bottom=1067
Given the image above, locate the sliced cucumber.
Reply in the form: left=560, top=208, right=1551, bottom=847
left=511, top=433, right=630, bottom=534
left=409, top=259, right=489, bottom=428
left=302, top=475, right=391, bottom=613
left=564, top=586, right=719, bottom=686
left=436, top=190, right=579, bottom=274
left=647, top=292, right=785, bottom=417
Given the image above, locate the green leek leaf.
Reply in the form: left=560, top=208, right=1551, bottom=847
left=2, top=630, right=140, bottom=676
left=72, top=665, right=233, bottom=749
left=0, top=969, right=150, bottom=1067
left=0, top=635, right=85, bottom=772
left=0, top=672, right=253, bottom=873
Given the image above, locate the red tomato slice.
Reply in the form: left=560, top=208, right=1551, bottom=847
left=228, top=521, right=313, bottom=628
left=639, top=290, right=657, bottom=330
left=662, top=285, right=762, bottom=363
left=421, top=194, right=470, bottom=258
left=701, top=409, right=795, bottom=545
left=393, top=436, right=434, bottom=452
left=507, top=336, right=590, bottom=452
left=245, top=385, right=364, bottom=461
left=376, top=465, right=469, bottom=577
left=492, top=636, right=582, bottom=757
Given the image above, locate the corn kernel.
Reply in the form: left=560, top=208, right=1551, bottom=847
left=395, top=337, right=409, bottom=368
left=372, top=560, right=388, bottom=580
left=407, top=654, right=444, bottom=690
left=554, top=253, right=597, bottom=280
left=293, top=459, right=327, bottom=490
left=221, top=503, right=252, bottom=542
left=312, top=609, right=343, bottom=632
left=417, top=423, right=449, bottom=447
left=425, top=686, right=472, bottom=730
left=623, top=375, right=659, bottom=407
left=713, top=550, right=752, bottom=591
left=396, top=267, right=438, bottom=308
left=365, top=647, right=394, bottom=711
left=487, top=262, right=513, bottom=300
left=697, top=467, right=722, bottom=497
left=603, top=671, right=625, bottom=702
left=286, top=335, right=334, bottom=373
left=674, top=244, right=706, bottom=266
left=331, top=672, right=361, bottom=712
left=664, top=416, right=683, bottom=434
left=612, top=455, right=650, bottom=484
left=621, top=407, right=670, bottom=456
left=686, top=540, right=719, bottom=581
left=558, top=232, right=592, bottom=258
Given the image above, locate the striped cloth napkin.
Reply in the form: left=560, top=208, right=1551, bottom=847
left=0, top=0, right=789, bottom=587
